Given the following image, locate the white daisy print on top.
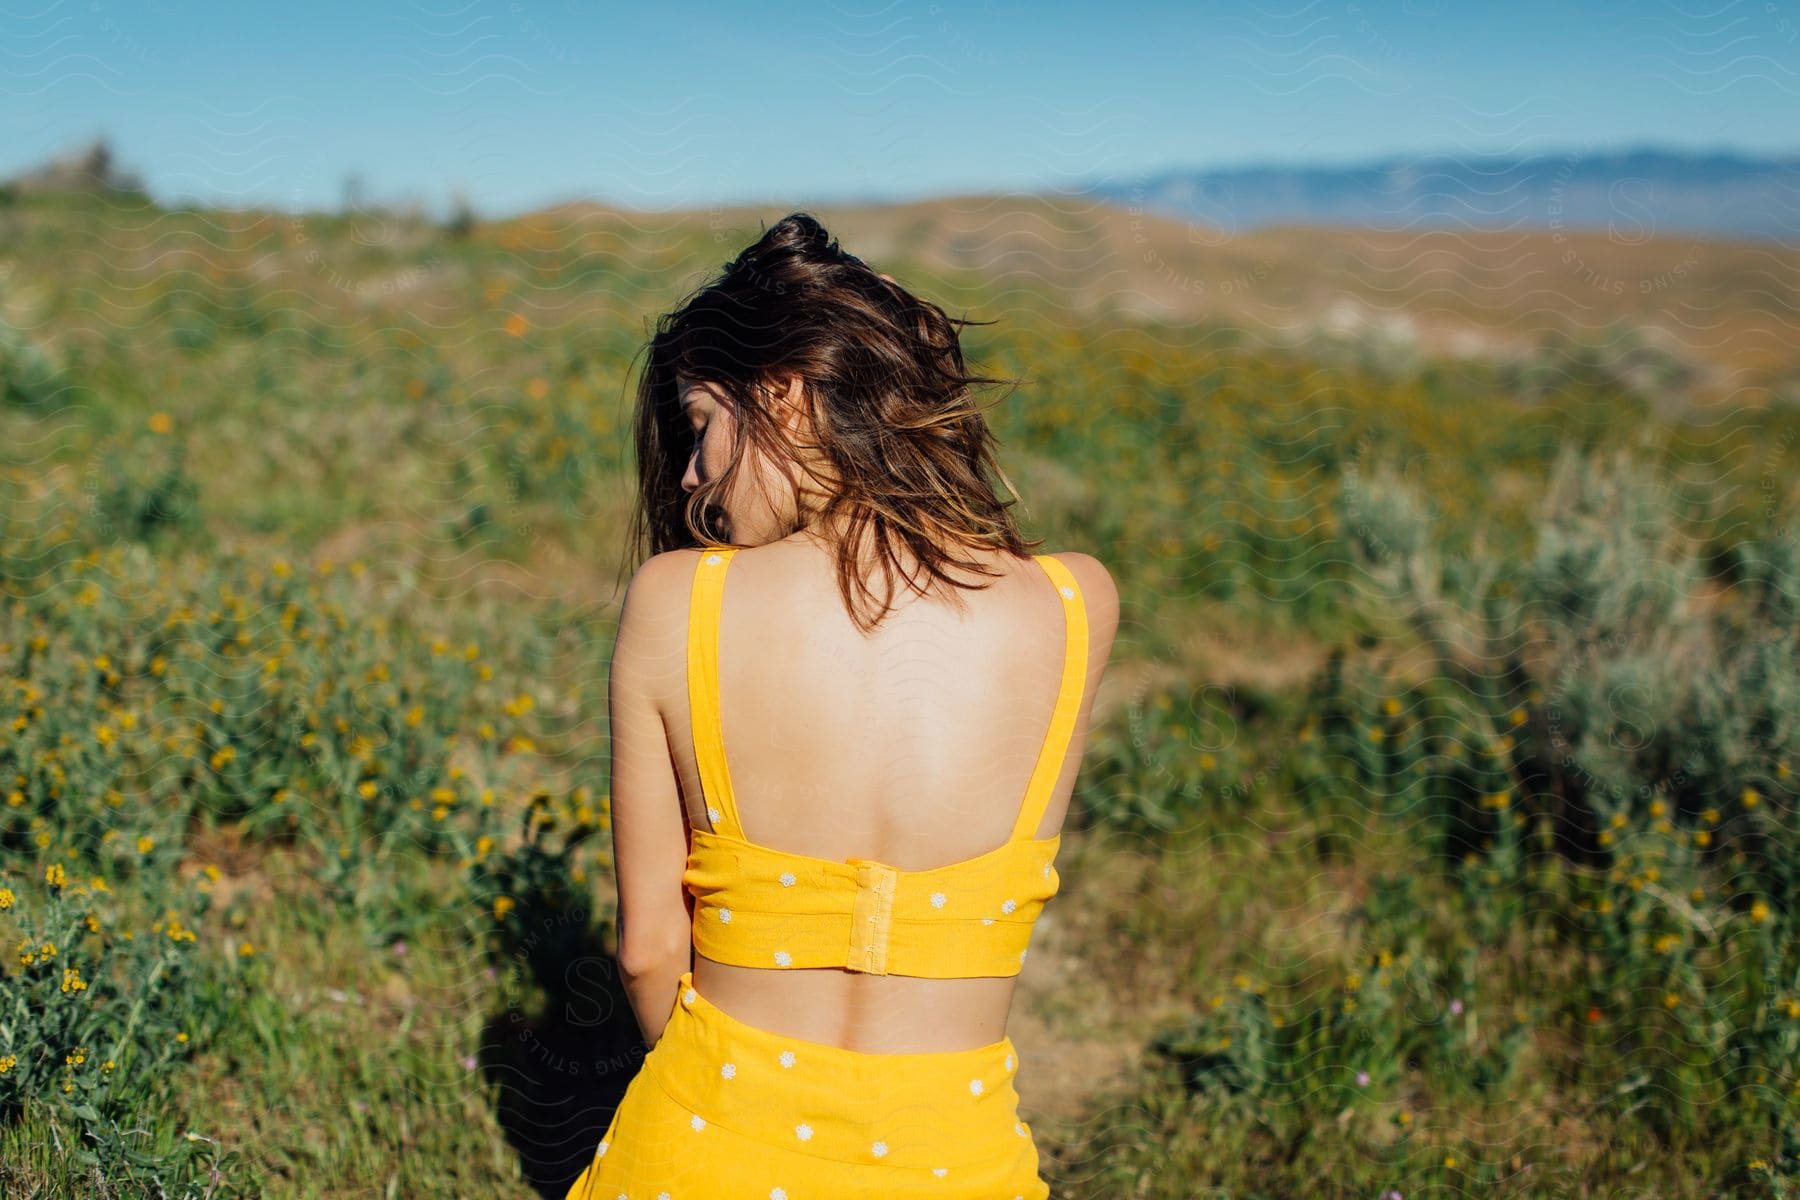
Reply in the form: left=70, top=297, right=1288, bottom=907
left=779, top=1050, right=796, bottom=1068
left=779, top=871, right=797, bottom=887
left=1059, top=585, right=1074, bottom=599
left=707, top=806, right=722, bottom=825
left=871, top=1140, right=889, bottom=1158
left=690, top=1114, right=706, bottom=1131
left=1005, top=1053, right=1015, bottom=1071
left=773, top=949, right=792, bottom=966
left=929, top=891, right=947, bottom=908
left=717, top=907, right=732, bottom=924
left=933, top=1168, right=949, bottom=1178
left=771, top=1190, right=788, bottom=1200
left=969, top=1078, right=984, bottom=1096
left=596, top=1140, right=609, bottom=1157
left=720, top=1062, right=736, bottom=1079
left=795, top=1123, right=813, bottom=1141
left=706, top=553, right=723, bottom=565
left=1001, top=898, right=1017, bottom=914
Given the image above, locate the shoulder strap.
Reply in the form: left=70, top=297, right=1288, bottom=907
left=1008, top=555, right=1089, bottom=842
left=687, top=547, right=745, bottom=840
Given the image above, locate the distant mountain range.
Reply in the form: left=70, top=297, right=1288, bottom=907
left=1084, top=147, right=1800, bottom=242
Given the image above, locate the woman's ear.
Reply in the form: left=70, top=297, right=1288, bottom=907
left=772, top=373, right=810, bottom=439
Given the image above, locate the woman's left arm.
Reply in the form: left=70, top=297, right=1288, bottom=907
left=607, top=551, right=697, bottom=1048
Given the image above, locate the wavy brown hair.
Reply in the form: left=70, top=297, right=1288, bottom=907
left=624, top=212, right=1039, bottom=633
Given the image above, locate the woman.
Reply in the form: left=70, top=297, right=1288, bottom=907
left=566, top=213, right=1119, bottom=1199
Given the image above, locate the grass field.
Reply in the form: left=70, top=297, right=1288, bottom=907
left=2, top=185, right=1798, bottom=1198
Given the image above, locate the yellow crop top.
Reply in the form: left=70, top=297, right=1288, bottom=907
left=679, top=547, right=1088, bottom=978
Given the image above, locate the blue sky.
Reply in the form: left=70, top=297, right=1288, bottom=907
left=3, top=0, right=1795, bottom=217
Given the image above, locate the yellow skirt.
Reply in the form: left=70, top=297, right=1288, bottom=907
left=563, top=969, right=1050, bottom=1200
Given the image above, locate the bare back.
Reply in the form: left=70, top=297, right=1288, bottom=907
left=660, top=535, right=1118, bottom=1052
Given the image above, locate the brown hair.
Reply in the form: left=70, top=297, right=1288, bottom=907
left=625, top=212, right=1038, bottom=633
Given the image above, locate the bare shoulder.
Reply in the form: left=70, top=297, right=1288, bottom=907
left=629, top=547, right=707, bottom=598
left=1044, top=551, right=1117, bottom=618
left=621, top=548, right=707, bottom=616
left=1039, top=550, right=1120, bottom=652
left=611, top=549, right=706, bottom=672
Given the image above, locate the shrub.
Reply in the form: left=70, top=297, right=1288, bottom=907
left=0, top=860, right=250, bottom=1191
left=0, top=318, right=67, bottom=412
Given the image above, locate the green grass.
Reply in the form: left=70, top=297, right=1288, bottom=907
left=1, top=186, right=1797, bottom=1197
